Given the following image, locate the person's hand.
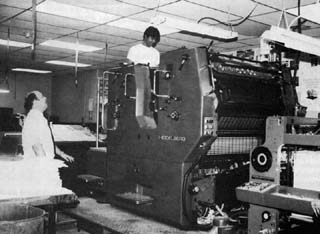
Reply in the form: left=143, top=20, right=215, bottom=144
left=15, top=113, right=26, bottom=127
left=62, top=153, right=74, bottom=163
left=311, top=199, right=320, bottom=217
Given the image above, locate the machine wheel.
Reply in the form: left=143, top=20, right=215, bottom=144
left=251, top=146, right=272, bottom=172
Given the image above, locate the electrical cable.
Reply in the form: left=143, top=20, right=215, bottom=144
left=182, top=153, right=203, bottom=224
left=182, top=136, right=217, bottom=226
left=197, top=3, right=258, bottom=27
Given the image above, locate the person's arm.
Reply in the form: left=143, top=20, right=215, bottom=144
left=32, top=143, right=47, bottom=157
left=126, top=46, right=137, bottom=65
left=15, top=113, right=26, bottom=128
left=149, top=49, right=160, bottom=68
left=55, top=146, right=74, bottom=162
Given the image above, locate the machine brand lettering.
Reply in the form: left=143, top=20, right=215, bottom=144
left=159, top=135, right=186, bottom=142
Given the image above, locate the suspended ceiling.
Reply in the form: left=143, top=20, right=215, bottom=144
left=0, top=0, right=319, bottom=76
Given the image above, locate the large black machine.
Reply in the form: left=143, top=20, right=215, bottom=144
left=101, top=47, right=302, bottom=229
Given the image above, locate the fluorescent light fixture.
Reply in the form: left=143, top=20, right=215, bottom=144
left=261, top=26, right=320, bottom=57
left=287, top=3, right=320, bottom=24
left=0, top=39, right=31, bottom=48
left=37, top=0, right=118, bottom=24
left=12, top=68, right=52, bottom=74
left=150, top=15, right=238, bottom=40
left=108, top=18, right=179, bottom=35
left=40, top=40, right=102, bottom=52
left=45, top=60, right=91, bottom=67
left=0, top=89, right=10, bottom=94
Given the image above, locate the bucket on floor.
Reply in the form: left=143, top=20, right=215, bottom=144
left=0, top=204, right=45, bottom=234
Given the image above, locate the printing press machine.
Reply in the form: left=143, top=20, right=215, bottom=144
left=103, top=46, right=302, bottom=229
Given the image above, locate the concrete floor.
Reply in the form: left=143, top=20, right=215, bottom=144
left=54, top=197, right=319, bottom=234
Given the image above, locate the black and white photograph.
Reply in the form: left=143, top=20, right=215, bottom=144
left=1, top=1, right=320, bottom=233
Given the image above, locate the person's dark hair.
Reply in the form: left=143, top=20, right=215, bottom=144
left=24, top=92, right=38, bottom=114
left=143, top=26, right=160, bottom=43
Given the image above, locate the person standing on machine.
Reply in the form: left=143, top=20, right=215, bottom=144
left=126, top=26, right=160, bottom=68
left=125, top=26, right=161, bottom=129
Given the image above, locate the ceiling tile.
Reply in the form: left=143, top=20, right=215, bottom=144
left=88, top=25, right=142, bottom=41
left=251, top=11, right=296, bottom=27
left=187, top=0, right=275, bottom=17
left=59, top=0, right=146, bottom=16
left=78, top=31, right=131, bottom=45
left=37, top=13, right=98, bottom=30
left=120, top=0, right=179, bottom=9
left=0, top=0, right=36, bottom=9
left=158, top=1, right=239, bottom=21
left=255, top=0, right=317, bottom=10
left=0, top=5, right=27, bottom=20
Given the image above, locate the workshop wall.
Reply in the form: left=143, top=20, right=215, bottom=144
left=296, top=59, right=320, bottom=118
left=51, top=69, right=99, bottom=123
left=0, top=72, right=52, bottom=114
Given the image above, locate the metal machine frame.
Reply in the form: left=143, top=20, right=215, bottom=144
left=237, top=116, right=320, bottom=234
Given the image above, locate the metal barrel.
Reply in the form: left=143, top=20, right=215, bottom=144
left=0, top=204, right=45, bottom=234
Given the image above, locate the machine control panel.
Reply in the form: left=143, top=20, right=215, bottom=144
left=237, top=181, right=275, bottom=193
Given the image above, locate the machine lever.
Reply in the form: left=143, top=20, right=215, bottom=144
left=151, top=70, right=172, bottom=99
left=178, top=54, right=190, bottom=71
